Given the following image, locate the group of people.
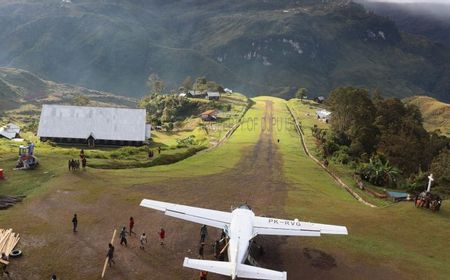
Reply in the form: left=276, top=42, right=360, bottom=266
left=196, top=225, right=229, bottom=279
left=415, top=191, right=442, bottom=212
left=68, top=159, right=81, bottom=170
left=68, top=213, right=216, bottom=279
left=107, top=217, right=166, bottom=268
left=68, top=149, right=87, bottom=171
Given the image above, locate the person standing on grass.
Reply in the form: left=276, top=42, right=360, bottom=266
left=68, top=159, right=71, bottom=171
left=1, top=253, right=10, bottom=278
left=158, top=228, right=165, bottom=245
left=120, top=226, right=127, bottom=246
left=140, top=233, right=147, bottom=250
left=72, top=213, right=78, bottom=232
left=107, top=243, right=115, bottom=267
left=157, top=146, right=161, bottom=154
left=129, top=217, right=135, bottom=235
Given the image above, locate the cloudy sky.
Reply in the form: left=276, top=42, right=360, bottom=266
left=358, top=0, right=450, bottom=19
left=363, top=0, right=450, bottom=3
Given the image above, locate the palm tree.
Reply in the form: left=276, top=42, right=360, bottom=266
left=360, top=156, right=401, bottom=187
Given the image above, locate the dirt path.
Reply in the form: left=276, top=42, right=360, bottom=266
left=5, top=100, right=407, bottom=280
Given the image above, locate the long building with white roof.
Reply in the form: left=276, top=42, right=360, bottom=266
left=37, top=104, right=150, bottom=146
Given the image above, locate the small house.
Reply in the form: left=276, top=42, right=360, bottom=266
left=200, top=109, right=218, bottom=121
left=314, top=96, right=325, bottom=103
left=206, top=91, right=220, bottom=100
left=187, top=90, right=207, bottom=98
left=316, top=109, right=331, bottom=121
left=0, top=123, right=20, bottom=139
left=224, top=88, right=233, bottom=94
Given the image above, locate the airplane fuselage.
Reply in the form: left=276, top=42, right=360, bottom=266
left=228, top=207, right=255, bottom=279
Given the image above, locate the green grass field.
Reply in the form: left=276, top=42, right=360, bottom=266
left=287, top=99, right=394, bottom=207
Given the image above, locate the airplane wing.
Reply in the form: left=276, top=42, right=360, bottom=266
left=237, top=264, right=287, bottom=280
left=140, top=199, right=231, bottom=229
left=253, top=216, right=348, bottom=236
left=183, top=258, right=232, bottom=277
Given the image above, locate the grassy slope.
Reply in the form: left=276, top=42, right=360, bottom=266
left=104, top=101, right=264, bottom=182
left=404, top=96, right=450, bottom=137
left=287, top=99, right=392, bottom=207
left=266, top=96, right=450, bottom=279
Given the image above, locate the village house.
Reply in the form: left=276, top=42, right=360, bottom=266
left=316, top=109, right=331, bottom=122
left=187, top=90, right=207, bottom=98
left=0, top=123, right=20, bottom=140
left=37, top=105, right=151, bottom=147
left=206, top=91, right=220, bottom=100
left=314, top=96, right=325, bottom=103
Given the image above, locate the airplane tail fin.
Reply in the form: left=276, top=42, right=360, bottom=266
left=237, top=263, right=287, bottom=280
left=183, top=258, right=286, bottom=280
left=183, top=258, right=232, bottom=277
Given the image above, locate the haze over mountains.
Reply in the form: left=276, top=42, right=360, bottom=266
left=0, top=0, right=449, bottom=101
left=358, top=1, right=450, bottom=47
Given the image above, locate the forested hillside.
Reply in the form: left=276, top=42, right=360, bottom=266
left=0, top=0, right=449, bottom=101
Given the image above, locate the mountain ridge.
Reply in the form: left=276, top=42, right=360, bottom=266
left=0, top=0, right=449, bottom=101
left=0, top=67, right=136, bottom=113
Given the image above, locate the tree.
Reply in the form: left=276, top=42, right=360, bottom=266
left=327, top=87, right=379, bottom=156
left=166, top=122, right=174, bottom=131
left=206, top=81, right=220, bottom=91
left=194, top=76, right=208, bottom=91
left=430, top=148, right=450, bottom=192
left=358, top=155, right=401, bottom=187
left=182, top=76, right=193, bottom=91
left=147, top=73, right=165, bottom=94
left=295, top=88, right=308, bottom=100
left=72, top=95, right=90, bottom=106
left=375, top=98, right=430, bottom=174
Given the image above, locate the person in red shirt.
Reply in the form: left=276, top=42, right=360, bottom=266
left=129, top=217, right=135, bottom=235
left=200, top=271, right=208, bottom=280
left=158, top=228, right=165, bottom=245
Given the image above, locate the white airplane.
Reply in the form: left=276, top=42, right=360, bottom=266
left=140, top=199, right=348, bottom=280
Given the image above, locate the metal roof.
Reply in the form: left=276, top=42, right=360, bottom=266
left=201, top=109, right=218, bottom=116
left=316, top=109, right=331, bottom=119
left=37, top=105, right=147, bottom=142
left=387, top=191, right=408, bottom=199
left=206, top=91, right=220, bottom=97
left=0, top=123, right=20, bottom=139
